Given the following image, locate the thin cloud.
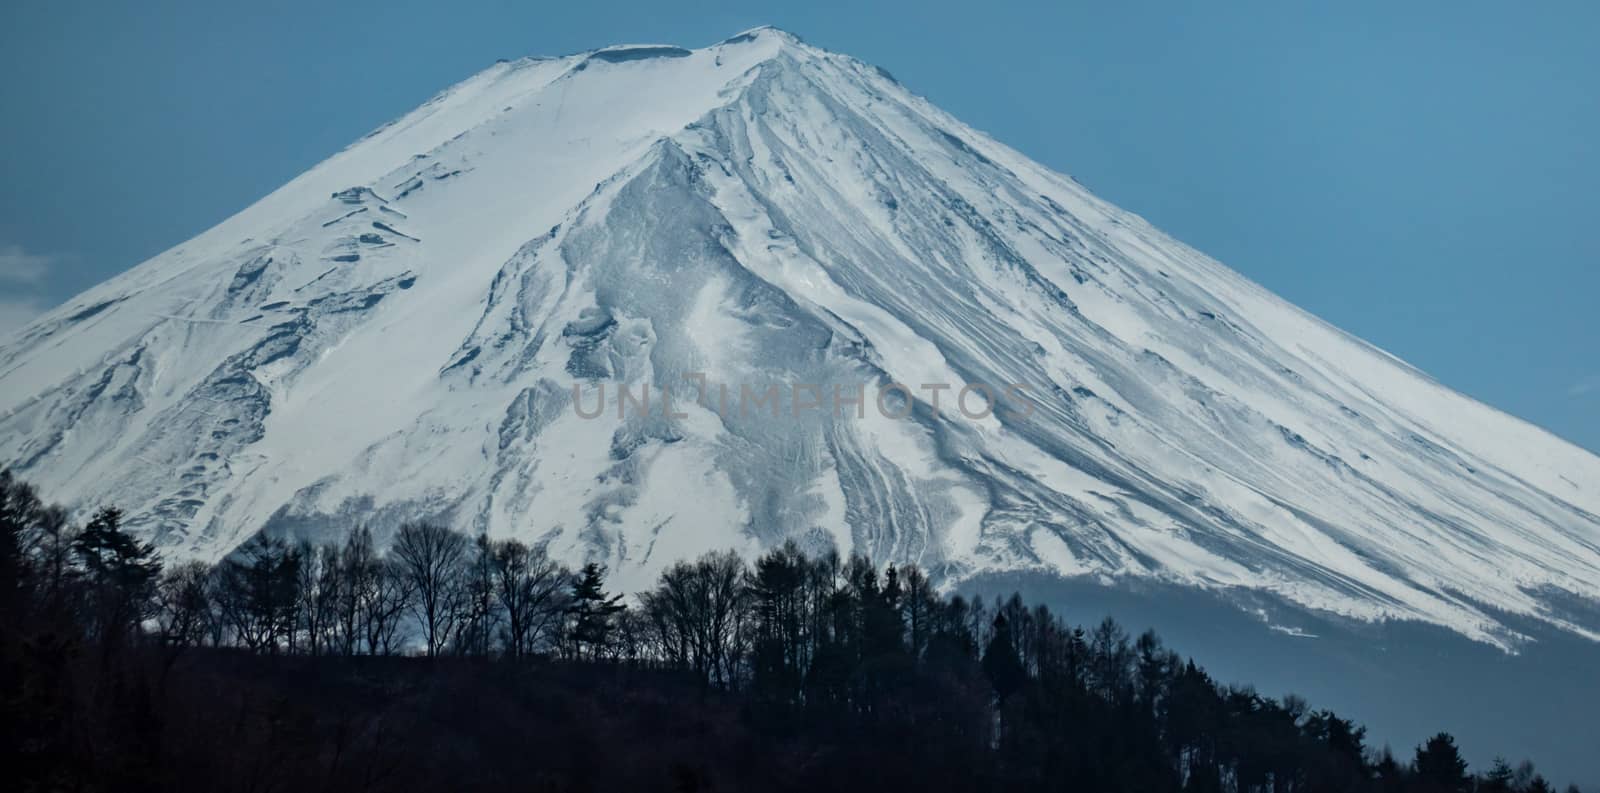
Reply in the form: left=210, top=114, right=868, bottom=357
left=1568, top=375, right=1600, bottom=399
left=0, top=298, right=45, bottom=336
left=0, top=244, right=54, bottom=285
left=0, top=244, right=59, bottom=336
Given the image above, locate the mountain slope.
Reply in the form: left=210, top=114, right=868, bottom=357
left=2, top=27, right=1597, bottom=647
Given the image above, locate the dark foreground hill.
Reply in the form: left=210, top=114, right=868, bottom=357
left=3, top=471, right=1583, bottom=792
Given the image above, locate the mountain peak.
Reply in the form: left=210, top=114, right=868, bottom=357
left=1, top=29, right=1596, bottom=651
left=720, top=25, right=804, bottom=46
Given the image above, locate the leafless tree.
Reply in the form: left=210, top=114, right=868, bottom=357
left=640, top=550, right=748, bottom=687
left=362, top=558, right=412, bottom=655
left=213, top=534, right=299, bottom=653
left=333, top=525, right=377, bottom=654
left=293, top=541, right=342, bottom=655
left=155, top=559, right=214, bottom=651
left=451, top=534, right=498, bottom=656
left=391, top=522, right=468, bottom=656
left=489, top=538, right=569, bottom=659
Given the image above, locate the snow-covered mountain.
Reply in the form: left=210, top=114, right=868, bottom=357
left=2, top=27, right=1596, bottom=648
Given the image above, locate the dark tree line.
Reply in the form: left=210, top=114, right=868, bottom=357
left=0, top=469, right=1582, bottom=792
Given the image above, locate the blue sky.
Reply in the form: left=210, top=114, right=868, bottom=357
left=1, top=0, right=1595, bottom=452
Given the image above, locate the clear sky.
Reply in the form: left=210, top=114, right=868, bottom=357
left=1, top=0, right=1595, bottom=453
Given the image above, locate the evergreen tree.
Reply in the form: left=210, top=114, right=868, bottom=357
left=0, top=469, right=40, bottom=621
left=5, top=471, right=1589, bottom=793
left=1373, top=746, right=1408, bottom=793
left=981, top=613, right=1026, bottom=701
left=568, top=562, right=625, bottom=660
left=899, top=564, right=938, bottom=662
left=1414, top=732, right=1472, bottom=793
left=73, top=506, right=160, bottom=648
left=1481, top=757, right=1516, bottom=793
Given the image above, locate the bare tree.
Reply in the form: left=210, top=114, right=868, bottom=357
left=294, top=541, right=342, bottom=656
left=362, top=558, right=412, bottom=655
left=155, top=559, right=214, bottom=651
left=333, top=525, right=377, bottom=655
left=490, top=538, right=570, bottom=659
left=391, top=522, right=468, bottom=656
left=640, top=550, right=748, bottom=687
left=452, top=534, right=498, bottom=656
left=214, top=534, right=300, bottom=653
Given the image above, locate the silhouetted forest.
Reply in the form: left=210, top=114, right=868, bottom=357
left=1, top=469, right=1581, bottom=792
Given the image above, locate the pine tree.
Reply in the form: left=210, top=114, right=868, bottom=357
left=1414, top=732, right=1472, bottom=793
left=1481, top=757, right=1516, bottom=793
left=1373, top=746, right=1408, bottom=793
left=567, top=562, right=624, bottom=660
left=0, top=469, right=41, bottom=622
left=899, top=564, right=938, bottom=662
left=981, top=613, right=1026, bottom=701
left=73, top=506, right=160, bottom=649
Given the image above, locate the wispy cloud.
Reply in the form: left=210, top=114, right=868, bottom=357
left=0, top=244, right=54, bottom=285
left=0, top=243, right=59, bottom=337
left=0, top=298, right=46, bottom=336
left=1568, top=375, right=1600, bottom=399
